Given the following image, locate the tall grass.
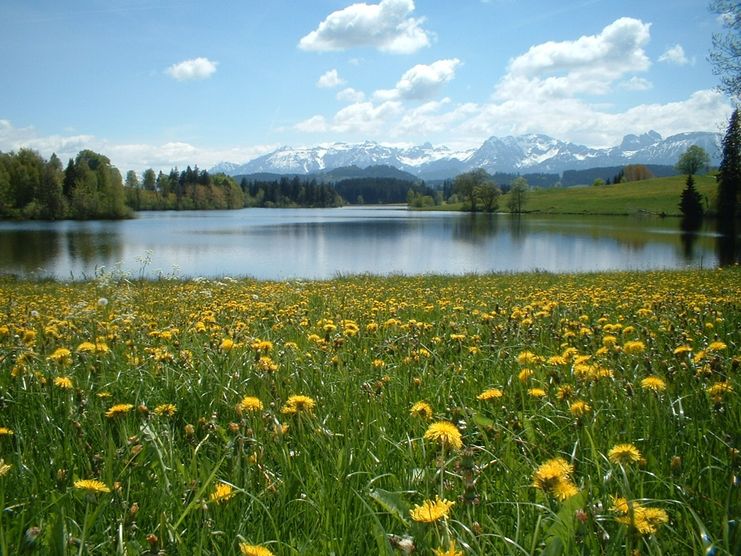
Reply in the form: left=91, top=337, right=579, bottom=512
left=0, top=269, right=738, bottom=554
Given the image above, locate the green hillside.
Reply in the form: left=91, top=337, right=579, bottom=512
left=502, top=175, right=718, bottom=216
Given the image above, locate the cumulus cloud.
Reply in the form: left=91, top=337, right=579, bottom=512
left=496, top=17, right=651, bottom=100
left=291, top=17, right=732, bottom=148
left=375, top=58, right=460, bottom=100
left=317, top=69, right=345, bottom=88
left=298, top=0, right=430, bottom=54
left=165, top=57, right=218, bottom=81
left=0, top=119, right=276, bottom=172
left=337, top=87, right=366, bottom=102
left=658, top=44, right=689, bottom=65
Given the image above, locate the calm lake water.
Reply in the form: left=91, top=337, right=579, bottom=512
left=0, top=207, right=735, bottom=280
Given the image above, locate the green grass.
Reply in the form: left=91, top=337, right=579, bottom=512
left=0, top=270, right=738, bottom=554
left=424, top=175, right=719, bottom=216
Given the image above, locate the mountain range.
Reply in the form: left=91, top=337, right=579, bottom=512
left=211, top=131, right=721, bottom=180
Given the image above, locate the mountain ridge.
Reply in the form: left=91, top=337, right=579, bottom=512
left=210, top=131, right=720, bottom=179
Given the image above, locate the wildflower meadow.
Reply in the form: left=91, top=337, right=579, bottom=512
left=0, top=269, right=738, bottom=554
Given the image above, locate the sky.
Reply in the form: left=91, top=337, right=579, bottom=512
left=0, top=0, right=735, bottom=172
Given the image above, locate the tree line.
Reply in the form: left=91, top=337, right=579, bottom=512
left=0, top=149, right=130, bottom=219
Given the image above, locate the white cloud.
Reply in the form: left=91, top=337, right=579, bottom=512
left=0, top=119, right=276, bottom=172
left=291, top=17, right=732, bottom=148
left=497, top=17, right=651, bottom=100
left=165, top=57, right=218, bottom=81
left=375, top=58, right=460, bottom=100
left=295, top=115, right=329, bottom=133
left=337, top=87, right=366, bottom=103
left=298, top=0, right=430, bottom=54
left=658, top=44, right=689, bottom=65
left=317, top=69, right=345, bottom=88
left=620, top=76, right=653, bottom=91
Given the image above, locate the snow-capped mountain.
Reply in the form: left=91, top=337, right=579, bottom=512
left=211, top=131, right=721, bottom=179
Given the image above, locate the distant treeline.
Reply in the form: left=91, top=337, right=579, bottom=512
left=240, top=176, right=342, bottom=207
left=0, top=149, right=130, bottom=220
left=561, top=165, right=677, bottom=187
left=239, top=176, right=434, bottom=207
left=334, top=178, right=434, bottom=205
left=125, top=166, right=244, bottom=211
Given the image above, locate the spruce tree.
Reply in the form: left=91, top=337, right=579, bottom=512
left=679, top=174, right=703, bottom=230
left=718, top=108, right=740, bottom=224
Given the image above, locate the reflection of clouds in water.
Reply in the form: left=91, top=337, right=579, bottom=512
left=0, top=209, right=723, bottom=279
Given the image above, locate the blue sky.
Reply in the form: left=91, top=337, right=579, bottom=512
left=0, top=0, right=734, bottom=171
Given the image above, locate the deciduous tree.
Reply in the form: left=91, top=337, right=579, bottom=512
left=676, top=145, right=711, bottom=175
left=709, top=0, right=741, bottom=98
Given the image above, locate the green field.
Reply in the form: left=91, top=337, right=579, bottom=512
left=430, top=175, right=719, bottom=216
left=0, top=270, right=738, bottom=554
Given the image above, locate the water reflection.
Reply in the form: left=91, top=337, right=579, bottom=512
left=716, top=219, right=740, bottom=266
left=451, top=213, right=500, bottom=244
left=0, top=229, right=61, bottom=273
left=0, top=209, right=731, bottom=279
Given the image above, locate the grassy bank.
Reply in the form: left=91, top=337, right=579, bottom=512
left=0, top=270, right=738, bottom=554
left=423, top=175, right=719, bottom=216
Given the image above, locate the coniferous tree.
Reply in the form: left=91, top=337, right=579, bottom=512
left=718, top=108, right=740, bottom=224
left=679, top=174, right=704, bottom=230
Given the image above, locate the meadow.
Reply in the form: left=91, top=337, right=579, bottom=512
left=433, top=175, right=719, bottom=216
left=0, top=269, right=738, bottom=555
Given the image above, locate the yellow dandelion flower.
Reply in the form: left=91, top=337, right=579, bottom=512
left=74, top=479, right=111, bottom=494
left=53, top=376, right=73, bottom=390
left=528, top=388, right=546, bottom=398
left=105, top=403, right=134, bottom=418
left=477, top=388, right=504, bottom=401
left=220, top=338, right=237, bottom=351
left=76, top=341, right=96, bottom=353
left=569, top=400, right=591, bottom=417
left=47, top=348, right=72, bottom=364
left=239, top=544, right=274, bottom=556
left=433, top=540, right=463, bottom=556
left=410, top=401, right=434, bottom=419
left=602, top=335, right=618, bottom=348
left=707, top=341, right=727, bottom=352
left=612, top=496, right=668, bottom=535
left=237, top=396, right=264, bottom=414
left=623, top=340, right=646, bottom=355
left=608, top=443, right=642, bottom=465
left=0, top=427, right=14, bottom=436
left=281, top=395, right=316, bottom=415
left=257, top=356, right=278, bottom=372
left=517, top=351, right=540, bottom=366
left=556, top=385, right=574, bottom=400
left=424, top=421, right=463, bottom=451
left=250, top=339, right=274, bottom=352
left=409, top=497, right=455, bottom=523
left=640, top=376, right=666, bottom=392
left=518, top=369, right=534, bottom=382
left=154, top=403, right=177, bottom=416
left=532, top=458, right=579, bottom=500
left=673, top=345, right=692, bottom=356
left=210, top=481, right=235, bottom=504
left=0, top=459, right=11, bottom=477
left=707, top=381, right=733, bottom=403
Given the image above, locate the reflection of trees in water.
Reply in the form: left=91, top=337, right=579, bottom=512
left=716, top=219, right=740, bottom=267
left=508, top=215, right=528, bottom=244
left=66, top=230, right=122, bottom=265
left=451, top=213, right=500, bottom=244
left=0, top=230, right=61, bottom=273
left=679, top=228, right=699, bottom=262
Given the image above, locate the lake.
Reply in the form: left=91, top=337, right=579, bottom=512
left=0, top=207, right=735, bottom=280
